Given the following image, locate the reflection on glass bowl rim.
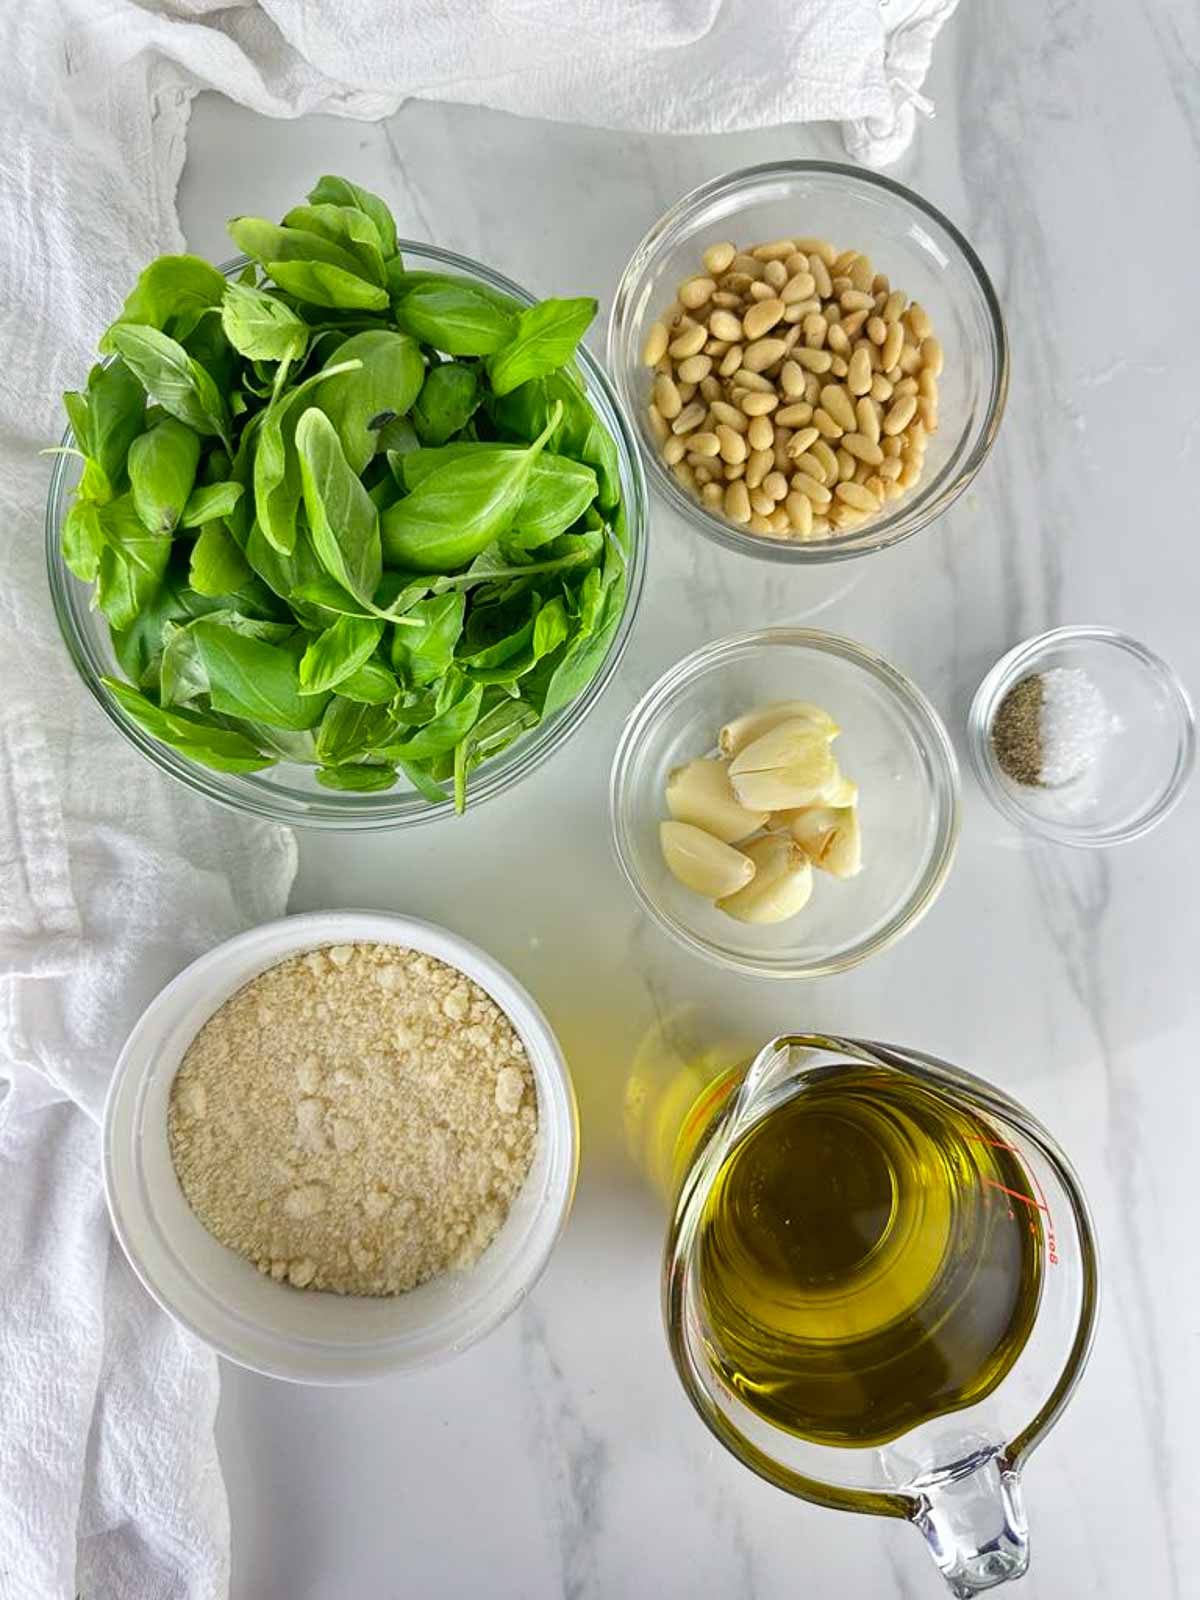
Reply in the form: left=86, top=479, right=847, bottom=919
left=46, top=245, right=648, bottom=831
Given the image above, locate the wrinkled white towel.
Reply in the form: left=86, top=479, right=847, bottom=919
left=0, top=0, right=956, bottom=1595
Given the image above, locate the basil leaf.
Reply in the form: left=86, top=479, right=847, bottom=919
left=487, top=297, right=597, bottom=397
left=308, top=174, right=399, bottom=260
left=127, top=417, right=200, bottom=534
left=380, top=403, right=559, bottom=572
left=397, top=759, right=446, bottom=804
left=298, top=614, right=385, bottom=694
left=161, top=611, right=297, bottom=706
left=490, top=369, right=620, bottom=511
left=99, top=255, right=227, bottom=351
left=264, top=259, right=389, bottom=312
left=63, top=358, right=145, bottom=486
left=62, top=498, right=105, bottom=583
left=411, top=362, right=478, bottom=446
left=102, top=678, right=272, bottom=772
left=398, top=445, right=597, bottom=549
left=94, top=495, right=173, bottom=629
left=316, top=763, right=398, bottom=792
left=294, top=407, right=382, bottom=604
left=316, top=697, right=394, bottom=765
left=252, top=355, right=362, bottom=554
left=282, top=204, right=387, bottom=286
left=189, top=521, right=252, bottom=596
left=313, top=329, right=424, bottom=474
left=179, top=480, right=244, bottom=530
left=390, top=593, right=465, bottom=687
left=449, top=695, right=539, bottom=811
left=107, top=325, right=230, bottom=443
left=336, top=661, right=398, bottom=704
left=392, top=275, right=516, bottom=355
left=228, top=216, right=368, bottom=278
left=378, top=680, right=483, bottom=762
left=220, top=281, right=308, bottom=362
left=538, top=543, right=626, bottom=719
left=190, top=617, right=329, bottom=729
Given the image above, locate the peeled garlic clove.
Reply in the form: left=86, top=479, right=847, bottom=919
left=820, top=768, right=858, bottom=807
left=717, top=835, right=813, bottom=924
left=789, top=805, right=863, bottom=878
left=666, top=758, right=769, bottom=844
left=660, top=821, right=756, bottom=898
left=729, top=718, right=837, bottom=776
left=719, top=701, right=839, bottom=758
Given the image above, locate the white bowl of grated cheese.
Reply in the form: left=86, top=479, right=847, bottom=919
left=102, top=910, right=579, bottom=1384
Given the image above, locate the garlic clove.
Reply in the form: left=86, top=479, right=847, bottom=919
left=821, top=768, right=858, bottom=807
left=728, top=717, right=838, bottom=777
left=719, top=701, right=839, bottom=758
left=666, top=757, right=769, bottom=844
left=788, top=804, right=863, bottom=878
left=728, top=725, right=837, bottom=811
left=660, top=821, right=756, bottom=898
left=716, top=835, right=813, bottom=924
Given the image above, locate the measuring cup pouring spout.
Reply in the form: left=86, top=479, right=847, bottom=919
left=664, top=1034, right=1099, bottom=1600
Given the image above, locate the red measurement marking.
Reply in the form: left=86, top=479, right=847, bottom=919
left=980, top=1176, right=1049, bottom=1212
left=965, top=1134, right=1020, bottom=1152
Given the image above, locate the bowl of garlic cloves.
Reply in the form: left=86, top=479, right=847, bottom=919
left=609, top=628, right=960, bottom=978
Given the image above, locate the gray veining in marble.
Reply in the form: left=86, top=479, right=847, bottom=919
left=177, top=2, right=1200, bottom=1595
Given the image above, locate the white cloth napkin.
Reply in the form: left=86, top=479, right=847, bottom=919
left=0, top=1, right=956, bottom=1594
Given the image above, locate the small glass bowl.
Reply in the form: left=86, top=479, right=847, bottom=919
left=46, top=246, right=647, bottom=831
left=608, top=161, right=1007, bottom=564
left=610, top=628, right=961, bottom=979
left=968, top=626, right=1195, bottom=847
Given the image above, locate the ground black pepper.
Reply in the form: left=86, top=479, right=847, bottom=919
left=992, top=675, right=1044, bottom=786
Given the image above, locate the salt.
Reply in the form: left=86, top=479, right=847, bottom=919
left=1037, top=667, right=1109, bottom=787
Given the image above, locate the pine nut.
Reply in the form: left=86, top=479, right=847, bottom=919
left=866, top=315, right=887, bottom=346
left=794, top=237, right=836, bottom=265
left=789, top=450, right=826, bottom=480
left=747, top=415, right=775, bottom=451
left=749, top=487, right=775, bottom=516
left=711, top=401, right=748, bottom=431
left=918, top=368, right=939, bottom=401
left=865, top=474, right=887, bottom=500
left=742, top=337, right=789, bottom=373
left=768, top=508, right=791, bottom=535
left=882, top=435, right=903, bottom=459
left=827, top=323, right=850, bottom=356
left=854, top=396, right=879, bottom=444
left=653, top=374, right=682, bottom=420
left=725, top=480, right=752, bottom=523
left=716, top=424, right=748, bottom=463
left=772, top=433, right=792, bottom=470
left=700, top=479, right=724, bottom=508
left=689, top=430, right=721, bottom=457
left=647, top=403, right=670, bottom=444
left=672, top=401, right=706, bottom=434
left=700, top=375, right=722, bottom=402
left=703, top=241, right=737, bottom=276
left=849, top=256, right=873, bottom=291
left=780, top=271, right=817, bottom=304
left=779, top=360, right=806, bottom=399
left=836, top=481, right=881, bottom=513
left=740, top=391, right=779, bottom=417
left=677, top=353, right=712, bottom=384
left=803, top=372, right=822, bottom=404
left=733, top=369, right=774, bottom=393
left=840, top=289, right=874, bottom=313
left=762, top=470, right=789, bottom=501
left=718, top=345, right=744, bottom=377
left=672, top=460, right=696, bottom=492
left=764, top=259, right=788, bottom=289
left=748, top=280, right=776, bottom=303
left=921, top=336, right=944, bottom=376
left=724, top=461, right=745, bottom=480
left=775, top=402, right=814, bottom=428
left=812, top=407, right=843, bottom=439
left=692, top=462, right=714, bottom=483
left=642, top=322, right=669, bottom=366
left=723, top=271, right=755, bottom=294
left=678, top=382, right=696, bottom=403
left=743, top=299, right=786, bottom=340
left=784, top=251, right=810, bottom=276
left=842, top=432, right=884, bottom=466
left=802, top=313, right=828, bottom=350
left=871, top=373, right=894, bottom=404
left=810, top=517, right=830, bottom=538
left=836, top=447, right=856, bottom=482
left=811, top=439, right=839, bottom=480
left=893, top=376, right=919, bottom=398
left=820, top=385, right=857, bottom=431
left=847, top=348, right=872, bottom=396
left=745, top=448, right=773, bottom=489
left=679, top=276, right=716, bottom=310
left=794, top=347, right=833, bottom=373
left=878, top=455, right=904, bottom=481
left=853, top=460, right=872, bottom=487
left=810, top=255, right=833, bottom=298
left=899, top=343, right=923, bottom=375
left=898, top=459, right=922, bottom=489
left=881, top=322, right=905, bottom=372
left=712, top=290, right=742, bottom=308
left=841, top=309, right=869, bottom=339
left=830, top=504, right=866, bottom=530
left=669, top=322, right=708, bottom=359
left=708, top=309, right=743, bottom=342
left=883, top=290, right=906, bottom=324
left=786, top=425, right=820, bottom=457
left=752, top=239, right=797, bottom=261
left=883, top=394, right=918, bottom=435
left=786, top=491, right=814, bottom=537
left=663, top=435, right=686, bottom=465
left=917, top=396, right=939, bottom=430
left=791, top=472, right=831, bottom=507
left=908, top=302, right=932, bottom=341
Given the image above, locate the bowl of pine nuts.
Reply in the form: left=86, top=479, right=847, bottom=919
left=608, top=162, right=1007, bottom=561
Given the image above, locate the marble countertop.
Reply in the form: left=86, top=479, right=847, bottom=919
left=177, top=5, right=1199, bottom=1596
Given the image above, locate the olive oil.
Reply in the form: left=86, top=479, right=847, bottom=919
left=696, top=1065, right=1044, bottom=1447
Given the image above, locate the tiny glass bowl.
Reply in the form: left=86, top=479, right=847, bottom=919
left=968, top=626, right=1196, bottom=847
left=607, top=160, right=1008, bottom=564
left=609, top=628, right=960, bottom=979
left=46, top=246, right=647, bottom=831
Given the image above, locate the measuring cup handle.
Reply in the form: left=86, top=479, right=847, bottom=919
left=912, top=1451, right=1030, bottom=1597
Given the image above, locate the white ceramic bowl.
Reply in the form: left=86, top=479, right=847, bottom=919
left=103, top=910, right=578, bottom=1384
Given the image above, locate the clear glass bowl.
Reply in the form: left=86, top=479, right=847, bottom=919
left=46, top=246, right=647, bottom=830
left=968, top=626, right=1195, bottom=847
left=607, top=161, right=1007, bottom=564
left=610, top=628, right=961, bottom=979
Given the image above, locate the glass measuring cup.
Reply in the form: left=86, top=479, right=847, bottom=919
left=664, top=1035, right=1098, bottom=1598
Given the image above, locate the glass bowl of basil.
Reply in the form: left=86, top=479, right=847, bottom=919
left=46, top=177, right=646, bottom=827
